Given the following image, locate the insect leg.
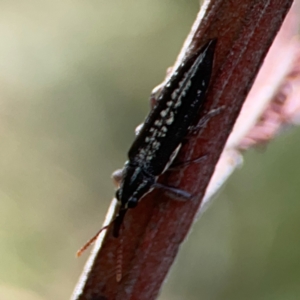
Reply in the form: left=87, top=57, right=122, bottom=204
left=112, top=169, right=123, bottom=187
left=188, top=106, right=225, bottom=136
left=159, top=154, right=208, bottom=201
left=134, top=80, right=168, bottom=136
left=153, top=182, right=193, bottom=201
left=149, top=65, right=173, bottom=108
left=167, top=154, right=208, bottom=171
left=134, top=123, right=144, bottom=136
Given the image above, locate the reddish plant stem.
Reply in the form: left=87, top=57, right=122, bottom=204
left=71, top=1, right=294, bottom=299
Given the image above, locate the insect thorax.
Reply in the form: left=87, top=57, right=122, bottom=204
left=116, top=161, right=156, bottom=209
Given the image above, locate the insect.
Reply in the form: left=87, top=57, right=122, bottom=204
left=76, top=39, right=217, bottom=258
left=113, top=39, right=217, bottom=237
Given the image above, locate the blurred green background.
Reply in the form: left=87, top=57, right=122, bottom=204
left=0, top=1, right=300, bottom=299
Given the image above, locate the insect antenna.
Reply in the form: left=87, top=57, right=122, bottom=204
left=76, top=209, right=127, bottom=283
left=76, top=223, right=111, bottom=257
left=112, top=208, right=127, bottom=237
left=116, top=234, right=124, bottom=282
left=76, top=208, right=127, bottom=257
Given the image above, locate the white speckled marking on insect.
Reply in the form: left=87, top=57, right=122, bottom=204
left=135, top=43, right=212, bottom=164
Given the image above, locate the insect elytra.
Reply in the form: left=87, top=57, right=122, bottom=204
left=113, top=39, right=217, bottom=237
